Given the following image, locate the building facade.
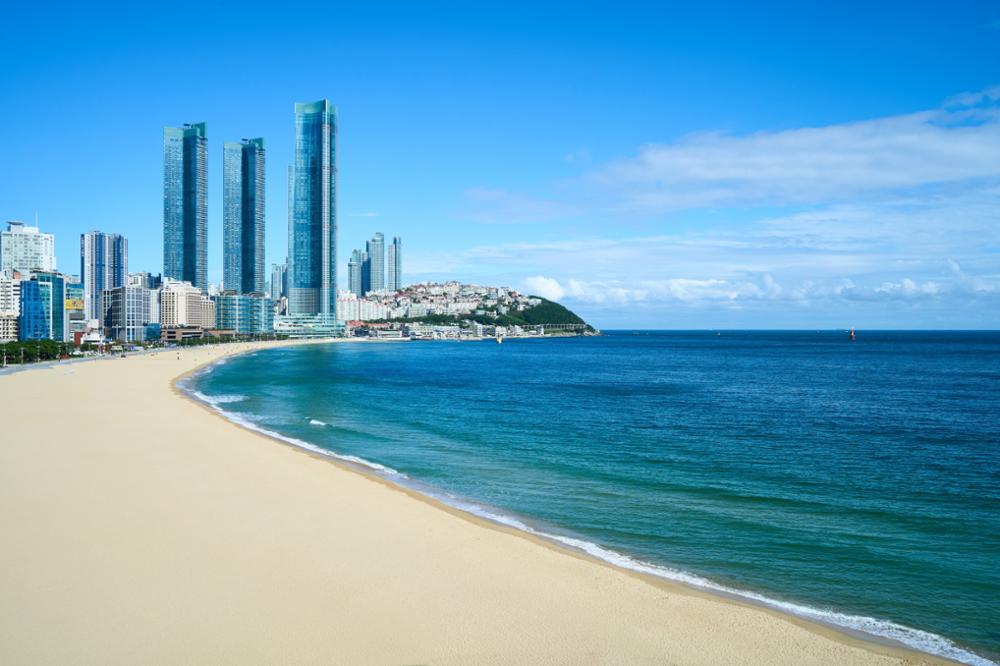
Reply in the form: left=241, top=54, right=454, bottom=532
left=0, top=314, right=16, bottom=342
left=1, top=221, right=56, bottom=274
left=32, top=271, right=66, bottom=341
left=104, top=283, right=159, bottom=342
left=387, top=236, right=402, bottom=292
left=0, top=269, right=21, bottom=316
left=213, top=292, right=274, bottom=334
left=80, top=230, right=128, bottom=321
left=64, top=277, right=86, bottom=339
left=270, top=262, right=287, bottom=302
left=223, top=138, right=266, bottom=294
left=288, top=100, right=337, bottom=315
left=163, top=123, right=208, bottom=292
left=160, top=278, right=215, bottom=329
left=18, top=279, right=49, bottom=340
left=365, top=232, right=385, bottom=294
left=347, top=249, right=364, bottom=297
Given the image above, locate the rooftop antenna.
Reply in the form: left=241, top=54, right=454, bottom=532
left=35, top=210, right=39, bottom=227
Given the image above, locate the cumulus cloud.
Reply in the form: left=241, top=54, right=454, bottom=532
left=522, top=275, right=565, bottom=300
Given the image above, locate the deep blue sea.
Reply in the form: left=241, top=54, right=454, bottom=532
left=187, top=331, right=1000, bottom=664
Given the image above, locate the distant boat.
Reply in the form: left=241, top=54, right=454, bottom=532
left=849, top=327, right=856, bottom=341
left=496, top=335, right=503, bottom=344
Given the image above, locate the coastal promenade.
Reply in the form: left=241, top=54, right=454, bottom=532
left=0, top=341, right=950, bottom=664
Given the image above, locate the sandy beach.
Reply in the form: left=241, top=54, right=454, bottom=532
left=0, top=341, right=952, bottom=665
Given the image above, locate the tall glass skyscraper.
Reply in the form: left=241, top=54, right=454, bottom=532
left=366, top=232, right=385, bottom=293
left=163, top=122, right=208, bottom=292
left=223, top=138, right=266, bottom=294
left=387, top=236, right=402, bottom=291
left=288, top=100, right=337, bottom=315
left=347, top=249, right=364, bottom=297
left=80, top=230, right=128, bottom=321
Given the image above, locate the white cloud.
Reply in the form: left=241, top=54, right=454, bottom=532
left=522, top=275, right=565, bottom=300
left=592, top=92, right=1000, bottom=211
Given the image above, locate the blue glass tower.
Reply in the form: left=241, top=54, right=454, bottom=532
left=288, top=101, right=337, bottom=315
left=18, top=279, right=47, bottom=340
left=163, top=122, right=208, bottom=292
left=33, top=271, right=65, bottom=341
left=223, top=138, right=266, bottom=294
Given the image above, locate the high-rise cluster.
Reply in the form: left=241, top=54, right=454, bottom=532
left=0, top=98, right=352, bottom=346
left=348, top=233, right=402, bottom=296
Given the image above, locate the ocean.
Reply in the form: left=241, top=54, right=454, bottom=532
left=185, top=331, right=1000, bottom=664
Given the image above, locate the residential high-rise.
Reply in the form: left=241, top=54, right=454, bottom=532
left=80, top=230, right=128, bottom=321
left=365, top=232, right=385, bottom=294
left=270, top=262, right=287, bottom=302
left=361, top=251, right=371, bottom=296
left=1, top=221, right=56, bottom=274
left=103, top=282, right=158, bottom=342
left=348, top=249, right=364, bottom=297
left=0, top=269, right=21, bottom=316
left=223, top=138, right=266, bottom=294
left=163, top=122, right=208, bottom=292
left=288, top=100, right=337, bottom=315
left=387, top=236, right=402, bottom=292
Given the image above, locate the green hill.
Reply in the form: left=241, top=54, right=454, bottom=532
left=518, top=297, right=589, bottom=327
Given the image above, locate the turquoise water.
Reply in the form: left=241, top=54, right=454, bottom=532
left=187, top=331, right=1000, bottom=664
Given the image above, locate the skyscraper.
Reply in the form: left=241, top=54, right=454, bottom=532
left=1, top=220, right=56, bottom=274
left=347, top=249, right=364, bottom=297
left=387, top=236, right=402, bottom=292
left=288, top=100, right=337, bottom=315
left=361, top=251, right=371, bottom=296
left=365, top=232, right=385, bottom=293
left=163, top=122, right=208, bottom=292
left=223, top=138, right=266, bottom=294
left=80, top=230, right=128, bottom=321
left=270, top=262, right=287, bottom=302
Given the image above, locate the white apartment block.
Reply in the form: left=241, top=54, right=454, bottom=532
left=0, top=269, right=21, bottom=315
left=1, top=221, right=55, bottom=274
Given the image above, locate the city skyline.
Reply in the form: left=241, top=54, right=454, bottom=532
left=2, top=3, right=999, bottom=328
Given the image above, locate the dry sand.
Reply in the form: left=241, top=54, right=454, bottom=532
left=0, top=341, right=952, bottom=665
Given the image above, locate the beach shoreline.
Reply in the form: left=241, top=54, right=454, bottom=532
left=0, top=338, right=964, bottom=664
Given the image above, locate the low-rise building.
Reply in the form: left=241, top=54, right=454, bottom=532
left=161, top=278, right=215, bottom=330
left=0, top=313, right=17, bottom=342
left=213, top=292, right=274, bottom=334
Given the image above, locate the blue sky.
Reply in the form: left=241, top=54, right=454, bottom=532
left=2, top=1, right=999, bottom=328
